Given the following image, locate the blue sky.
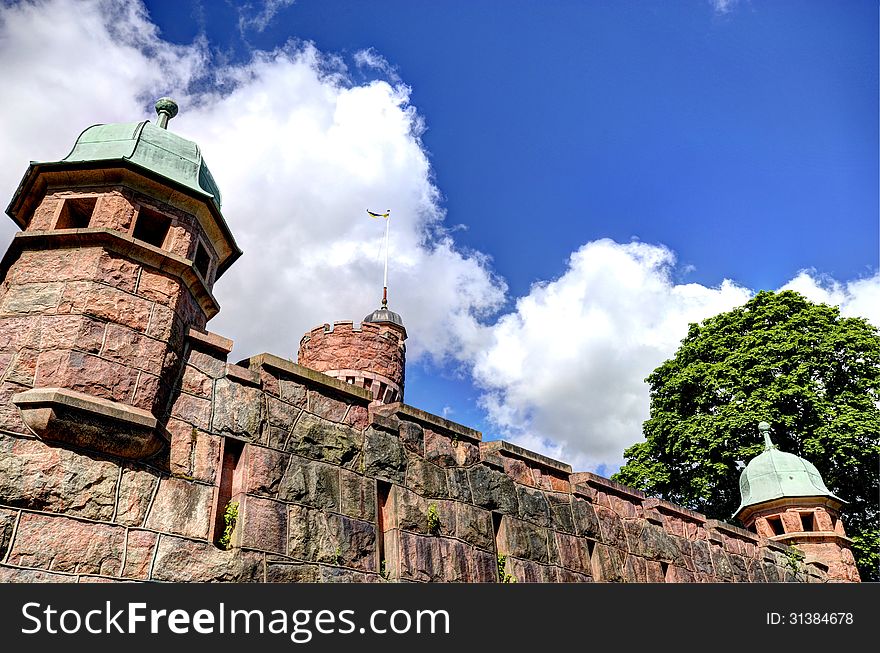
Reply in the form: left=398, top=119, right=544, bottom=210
left=0, top=0, right=876, bottom=473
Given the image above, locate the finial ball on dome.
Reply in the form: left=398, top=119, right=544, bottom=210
left=155, top=97, right=179, bottom=118
left=758, top=421, right=771, bottom=432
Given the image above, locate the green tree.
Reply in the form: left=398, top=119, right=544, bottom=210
left=613, top=290, right=880, bottom=581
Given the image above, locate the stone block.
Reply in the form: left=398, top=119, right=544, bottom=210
left=0, top=433, right=118, bottom=520
left=397, top=531, right=443, bottom=582
left=115, top=466, right=159, bottom=527
left=289, top=413, right=362, bottom=467
left=92, top=192, right=135, bottom=231
left=319, top=567, right=380, bottom=583
left=710, top=545, right=735, bottom=582
left=278, top=455, right=340, bottom=510
left=690, top=539, right=715, bottom=580
left=8, top=512, right=125, bottom=576
left=595, top=505, right=628, bottom=550
left=446, top=468, right=472, bottom=503
left=728, top=553, right=751, bottom=583
left=496, top=515, right=550, bottom=563
left=345, top=405, right=369, bottom=431
left=398, top=420, right=424, bottom=455
left=151, top=535, right=262, bottom=582
left=548, top=493, right=575, bottom=533
left=181, top=364, right=213, bottom=398
left=145, top=477, right=214, bottom=540
left=516, top=484, right=551, bottom=526
left=571, top=498, right=602, bottom=542
left=186, top=348, right=228, bottom=379
left=424, top=429, right=456, bottom=467
left=58, top=281, right=151, bottom=332
left=267, top=395, right=301, bottom=431
left=287, top=505, right=376, bottom=572
left=122, top=530, right=158, bottom=580
left=505, top=558, right=557, bottom=583
left=279, top=379, right=307, bottom=407
left=192, top=432, right=221, bottom=483
left=406, top=454, right=448, bottom=498
left=339, top=469, right=376, bottom=521
left=362, top=427, right=407, bottom=484
left=468, top=465, right=518, bottom=514
left=240, top=496, right=288, bottom=554
left=0, top=382, right=33, bottom=434
left=454, top=503, right=494, bottom=550
left=389, top=486, right=454, bottom=537
left=308, top=391, right=349, bottom=422
left=245, top=446, right=290, bottom=496
left=624, top=555, right=648, bottom=582
left=37, top=314, right=105, bottom=352
left=166, top=419, right=196, bottom=477
left=101, top=324, right=168, bottom=374
left=557, top=569, right=593, bottom=583
left=266, top=562, right=320, bottom=582
left=92, top=250, right=140, bottom=293
left=212, top=378, right=263, bottom=437
left=554, top=532, right=593, bottom=575
left=591, top=544, right=625, bottom=582
left=0, top=509, right=17, bottom=561
left=136, top=269, right=181, bottom=306
left=170, top=392, right=212, bottom=430
left=35, top=350, right=139, bottom=404
left=0, top=281, right=64, bottom=314
left=626, top=520, right=686, bottom=565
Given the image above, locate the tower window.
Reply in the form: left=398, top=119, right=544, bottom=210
left=800, top=512, right=816, bottom=532
left=133, top=206, right=171, bottom=248
left=193, top=240, right=211, bottom=279
left=55, top=196, right=96, bottom=229
left=766, top=515, right=785, bottom=536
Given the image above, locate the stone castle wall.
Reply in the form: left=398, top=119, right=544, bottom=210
left=0, top=326, right=830, bottom=583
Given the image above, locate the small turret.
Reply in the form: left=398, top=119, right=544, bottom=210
left=734, top=422, right=860, bottom=582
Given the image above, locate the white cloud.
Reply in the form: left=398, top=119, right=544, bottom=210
left=238, top=0, right=296, bottom=34
left=470, top=240, right=753, bottom=472
left=354, top=48, right=401, bottom=84
left=709, top=0, right=739, bottom=15
left=780, top=270, right=880, bottom=327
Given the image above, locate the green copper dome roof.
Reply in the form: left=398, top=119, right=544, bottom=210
left=59, top=118, right=222, bottom=210
left=734, top=422, right=843, bottom=518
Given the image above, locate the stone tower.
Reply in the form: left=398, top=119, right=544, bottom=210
left=0, top=98, right=240, bottom=459
left=297, top=305, right=406, bottom=404
left=734, top=422, right=860, bottom=582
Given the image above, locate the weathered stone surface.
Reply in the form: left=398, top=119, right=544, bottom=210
left=691, top=540, right=715, bottom=580
left=516, top=485, right=551, bottom=526
left=59, top=281, right=151, bottom=332
left=0, top=381, right=33, bottom=433
left=122, top=529, right=158, bottom=579
left=136, top=269, right=181, bottom=306
left=469, top=465, right=518, bottom=514
left=424, top=429, right=457, bottom=467
left=397, top=531, right=443, bottom=582
left=339, top=469, right=375, bottom=521
left=0, top=434, right=118, bottom=520
left=289, top=413, right=362, bottom=467
left=266, top=561, right=320, bottom=582
left=398, top=420, right=424, bottom=455
left=362, top=427, right=407, bottom=484
left=37, top=314, right=105, bottom=352
left=145, top=478, right=214, bottom=540
left=278, top=455, right=340, bottom=510
left=506, top=557, right=558, bottom=583
left=287, top=505, right=376, bottom=571
left=0, top=282, right=64, bottom=314
left=240, top=496, right=287, bottom=554
left=746, top=557, right=767, bottom=582
left=186, top=349, right=227, bottom=379
left=497, top=516, right=549, bottom=563
left=181, top=364, right=213, bottom=398
left=151, top=535, right=262, bottom=582
left=8, top=512, right=124, bottom=576
left=390, top=487, right=454, bottom=538
left=666, top=565, right=696, bottom=582
left=245, top=446, right=290, bottom=496
left=595, top=505, right=628, bottom=549
left=446, top=468, right=472, bottom=503
left=192, top=432, right=221, bottom=483
left=267, top=395, right=300, bottom=431
left=548, top=494, right=575, bottom=533
left=308, top=391, right=349, bottom=422
left=279, top=379, right=308, bottom=407
left=406, top=455, right=448, bottom=498
left=92, top=251, right=140, bottom=293
left=710, top=545, right=735, bottom=582
left=212, top=378, right=263, bottom=436
left=0, top=509, right=17, bottom=561
left=35, top=349, right=139, bottom=404
left=558, top=569, right=593, bottom=583
left=319, top=567, right=380, bottom=583
left=554, top=532, right=592, bottom=575
left=626, top=520, right=685, bottom=565
left=591, top=544, right=625, bottom=582
left=729, top=553, right=751, bottom=583
left=170, top=392, right=212, bottom=430
left=115, top=466, right=158, bottom=527
left=0, top=566, right=78, bottom=583
left=100, top=324, right=167, bottom=373
left=454, top=503, right=494, bottom=550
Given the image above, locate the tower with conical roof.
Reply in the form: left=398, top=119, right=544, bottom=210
left=734, top=422, right=860, bottom=582
left=0, top=98, right=240, bottom=458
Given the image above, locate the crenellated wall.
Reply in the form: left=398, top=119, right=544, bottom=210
left=0, top=327, right=834, bottom=583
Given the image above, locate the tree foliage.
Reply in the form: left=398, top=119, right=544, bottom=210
left=613, top=290, right=880, bottom=580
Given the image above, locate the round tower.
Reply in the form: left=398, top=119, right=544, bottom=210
left=298, top=306, right=406, bottom=404
left=734, top=422, right=860, bottom=582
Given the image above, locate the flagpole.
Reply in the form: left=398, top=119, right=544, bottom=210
left=382, top=211, right=390, bottom=308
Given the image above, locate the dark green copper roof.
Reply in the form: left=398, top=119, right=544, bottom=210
left=734, top=422, right=843, bottom=517
left=59, top=114, right=222, bottom=210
